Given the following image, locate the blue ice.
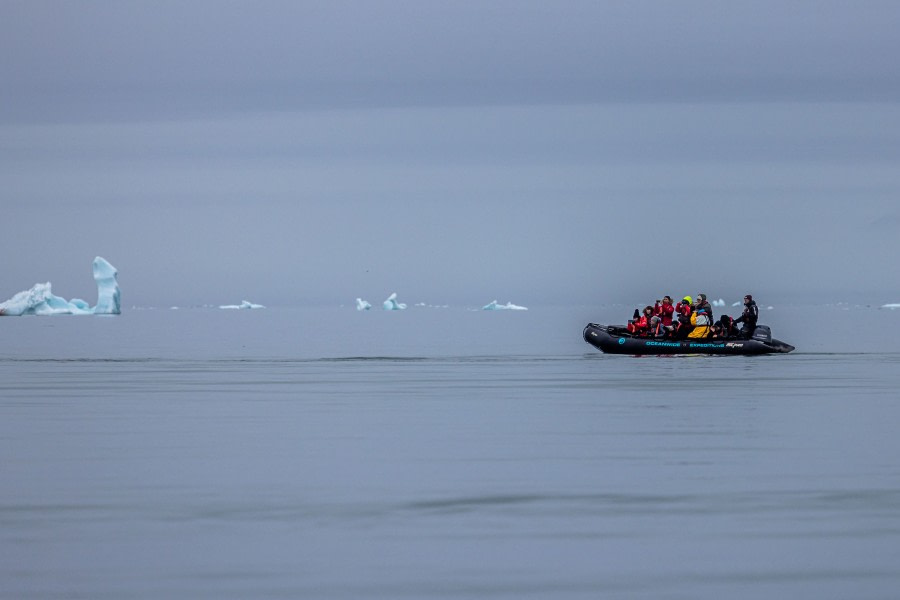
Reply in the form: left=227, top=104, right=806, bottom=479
left=383, top=293, right=407, bottom=310
left=0, top=257, right=120, bottom=316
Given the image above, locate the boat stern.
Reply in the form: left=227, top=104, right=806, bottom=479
left=769, top=339, right=796, bottom=353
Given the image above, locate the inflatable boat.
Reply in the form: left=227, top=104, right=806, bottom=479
left=583, top=323, right=795, bottom=355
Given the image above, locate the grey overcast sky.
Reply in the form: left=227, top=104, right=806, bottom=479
left=2, top=1, right=899, bottom=307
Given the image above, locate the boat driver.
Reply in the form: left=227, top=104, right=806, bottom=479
left=733, top=294, right=759, bottom=339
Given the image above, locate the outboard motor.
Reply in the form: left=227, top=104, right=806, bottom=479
left=751, top=325, right=772, bottom=344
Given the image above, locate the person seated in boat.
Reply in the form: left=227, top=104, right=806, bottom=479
left=710, top=320, right=725, bottom=339
left=653, top=296, right=675, bottom=335
left=711, top=315, right=735, bottom=339
left=668, top=296, right=693, bottom=339
left=733, top=294, right=759, bottom=339
left=694, top=293, right=713, bottom=323
left=627, top=306, right=654, bottom=336
left=626, top=308, right=640, bottom=333
left=641, top=305, right=660, bottom=337
left=688, top=305, right=712, bottom=338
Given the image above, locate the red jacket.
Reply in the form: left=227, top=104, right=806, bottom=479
left=654, top=302, right=675, bottom=326
left=627, top=315, right=650, bottom=335
left=674, top=301, right=692, bottom=328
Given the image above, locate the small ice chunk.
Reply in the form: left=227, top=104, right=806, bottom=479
left=712, top=298, right=726, bottom=307
left=356, top=298, right=372, bottom=311
left=220, top=300, right=265, bottom=310
left=881, top=303, right=900, bottom=310
left=482, top=300, right=528, bottom=311
left=732, top=301, right=742, bottom=307
left=383, top=292, right=407, bottom=310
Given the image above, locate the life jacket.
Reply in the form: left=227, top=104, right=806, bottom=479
left=696, top=300, right=713, bottom=322
left=628, top=315, right=651, bottom=336
left=688, top=309, right=711, bottom=338
left=715, top=315, right=735, bottom=338
left=674, top=301, right=692, bottom=329
left=654, top=302, right=675, bottom=326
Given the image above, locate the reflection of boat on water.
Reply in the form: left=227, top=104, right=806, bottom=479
left=583, top=323, right=795, bottom=355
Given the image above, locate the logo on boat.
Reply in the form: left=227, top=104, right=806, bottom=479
left=618, top=337, right=625, bottom=345
left=725, top=342, right=745, bottom=348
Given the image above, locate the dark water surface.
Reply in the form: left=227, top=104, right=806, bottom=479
left=2, top=306, right=900, bottom=599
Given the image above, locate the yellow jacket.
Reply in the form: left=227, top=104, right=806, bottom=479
left=688, top=310, right=711, bottom=339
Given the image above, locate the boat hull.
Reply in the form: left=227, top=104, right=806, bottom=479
left=583, top=323, right=795, bottom=355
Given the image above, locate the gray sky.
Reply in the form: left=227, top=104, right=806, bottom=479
left=2, top=1, right=899, bottom=306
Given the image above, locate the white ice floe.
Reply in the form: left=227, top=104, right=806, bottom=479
left=383, top=293, right=407, bottom=310
left=220, top=300, right=265, bottom=310
left=881, top=303, right=900, bottom=310
left=482, top=300, right=528, bottom=311
left=732, top=301, right=742, bottom=307
left=0, top=256, right=121, bottom=316
left=712, top=298, right=726, bottom=307
left=356, top=298, right=372, bottom=311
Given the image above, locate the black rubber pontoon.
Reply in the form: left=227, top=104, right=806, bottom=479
left=583, top=323, right=795, bottom=355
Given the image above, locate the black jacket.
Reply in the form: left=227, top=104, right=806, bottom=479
left=734, top=301, right=759, bottom=326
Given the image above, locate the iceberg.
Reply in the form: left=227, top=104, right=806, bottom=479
left=92, top=257, right=121, bottom=315
left=0, top=256, right=121, bottom=316
left=356, top=298, right=372, bottom=311
left=482, top=300, right=528, bottom=311
left=711, top=298, right=726, bottom=307
left=220, top=300, right=265, bottom=310
left=0, top=282, right=92, bottom=316
left=383, top=292, right=407, bottom=310
left=881, top=303, right=900, bottom=310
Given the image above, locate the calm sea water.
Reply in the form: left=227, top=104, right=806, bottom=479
left=2, top=305, right=900, bottom=599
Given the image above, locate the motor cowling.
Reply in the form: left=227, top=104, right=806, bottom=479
left=751, top=325, right=772, bottom=343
